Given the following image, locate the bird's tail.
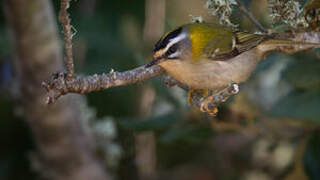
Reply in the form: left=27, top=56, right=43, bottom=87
left=258, top=38, right=320, bottom=55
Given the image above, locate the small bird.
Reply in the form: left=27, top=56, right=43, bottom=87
left=146, top=23, right=319, bottom=113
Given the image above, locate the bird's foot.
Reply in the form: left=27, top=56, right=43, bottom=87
left=187, top=88, right=195, bottom=105
left=200, top=95, right=219, bottom=116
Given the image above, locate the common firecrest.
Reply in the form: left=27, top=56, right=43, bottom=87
left=146, top=22, right=319, bottom=113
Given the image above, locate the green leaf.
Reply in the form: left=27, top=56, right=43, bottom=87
left=271, top=90, right=320, bottom=123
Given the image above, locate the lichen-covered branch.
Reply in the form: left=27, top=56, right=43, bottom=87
left=205, top=83, right=239, bottom=111
left=42, top=0, right=168, bottom=104
left=189, top=83, right=240, bottom=115
left=205, top=0, right=238, bottom=28
left=59, top=0, right=74, bottom=79
left=42, top=65, right=164, bottom=104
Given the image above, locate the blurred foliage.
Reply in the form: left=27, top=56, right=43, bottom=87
left=119, top=112, right=214, bottom=143
left=283, top=55, right=320, bottom=90
left=119, top=112, right=181, bottom=132
left=0, top=98, right=34, bottom=180
left=304, top=132, right=320, bottom=180
left=271, top=54, right=320, bottom=123
left=271, top=90, right=320, bottom=122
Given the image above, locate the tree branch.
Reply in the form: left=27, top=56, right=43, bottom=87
left=59, top=0, right=74, bottom=79
left=42, top=0, right=167, bottom=104
left=235, top=0, right=267, bottom=32
left=42, top=65, right=164, bottom=104
left=205, top=83, right=239, bottom=111
left=190, top=83, right=239, bottom=115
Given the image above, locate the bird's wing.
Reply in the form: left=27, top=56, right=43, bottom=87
left=206, top=31, right=270, bottom=60
left=234, top=31, right=270, bottom=53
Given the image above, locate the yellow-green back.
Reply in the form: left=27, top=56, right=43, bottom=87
left=185, top=23, right=270, bottom=62
left=186, top=23, right=234, bottom=62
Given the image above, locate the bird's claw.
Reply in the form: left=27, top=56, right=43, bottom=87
left=200, top=95, right=218, bottom=116
left=187, top=88, right=194, bottom=105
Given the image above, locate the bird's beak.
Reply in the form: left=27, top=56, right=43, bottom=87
left=145, top=50, right=166, bottom=68
left=145, top=57, right=164, bottom=68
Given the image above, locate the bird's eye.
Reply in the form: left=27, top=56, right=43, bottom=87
left=166, top=44, right=179, bottom=59
left=166, top=44, right=178, bottom=56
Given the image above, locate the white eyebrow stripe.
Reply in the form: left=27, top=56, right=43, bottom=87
left=163, top=32, right=187, bottom=53
left=168, top=51, right=181, bottom=58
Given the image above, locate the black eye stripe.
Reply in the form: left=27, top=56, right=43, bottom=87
left=154, top=27, right=182, bottom=52
left=165, top=43, right=179, bottom=59
left=167, top=44, right=178, bottom=54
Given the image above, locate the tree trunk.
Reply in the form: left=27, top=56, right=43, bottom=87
left=4, top=0, right=109, bottom=179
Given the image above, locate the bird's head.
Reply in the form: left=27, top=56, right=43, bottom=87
left=146, top=23, right=224, bottom=67
left=146, top=26, right=192, bottom=67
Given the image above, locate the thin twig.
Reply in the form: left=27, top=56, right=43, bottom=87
left=206, top=83, right=239, bottom=110
left=236, top=0, right=267, bottom=32
left=59, top=0, right=74, bottom=79
left=42, top=65, right=165, bottom=104
left=191, top=83, right=239, bottom=114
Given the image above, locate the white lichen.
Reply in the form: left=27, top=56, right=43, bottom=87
left=189, top=15, right=204, bottom=23
left=71, top=25, right=77, bottom=38
left=269, top=0, right=308, bottom=28
left=205, top=0, right=238, bottom=28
